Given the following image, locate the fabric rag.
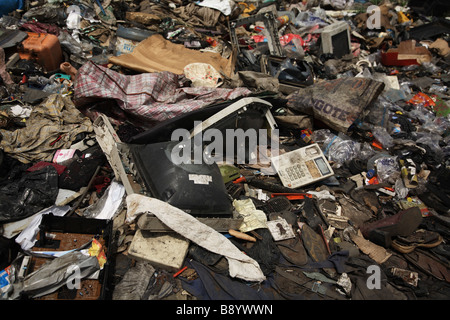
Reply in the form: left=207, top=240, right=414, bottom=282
left=73, top=61, right=250, bottom=126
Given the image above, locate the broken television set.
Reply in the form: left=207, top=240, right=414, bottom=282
left=129, top=97, right=278, bottom=218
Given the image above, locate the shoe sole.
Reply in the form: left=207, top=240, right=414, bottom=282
left=369, top=207, right=423, bottom=247
left=392, top=235, right=443, bottom=253
left=378, top=207, right=423, bottom=236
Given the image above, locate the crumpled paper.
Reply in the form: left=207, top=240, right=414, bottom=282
left=183, top=63, right=222, bottom=87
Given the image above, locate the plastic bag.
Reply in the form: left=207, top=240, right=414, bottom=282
left=374, top=156, right=400, bottom=184
left=408, top=104, right=435, bottom=125
left=0, top=264, right=14, bottom=299
left=311, top=129, right=360, bottom=165
left=112, top=262, right=155, bottom=300
left=81, top=181, right=125, bottom=220
left=359, top=142, right=377, bottom=160
left=372, top=126, right=394, bottom=149
left=58, top=31, right=84, bottom=57
left=327, top=138, right=360, bottom=165
left=394, top=178, right=409, bottom=199
left=428, top=84, right=448, bottom=94
left=293, top=11, right=328, bottom=28
left=422, top=118, right=447, bottom=136
left=415, top=132, right=443, bottom=155
left=282, top=37, right=305, bottom=60
left=66, top=5, right=81, bottom=30
left=22, top=250, right=100, bottom=298
left=362, top=96, right=400, bottom=128
left=276, top=58, right=313, bottom=86
left=0, top=166, right=59, bottom=224
left=421, top=62, right=441, bottom=74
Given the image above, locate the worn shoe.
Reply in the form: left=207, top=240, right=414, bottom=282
left=299, top=222, right=329, bottom=263
left=269, top=211, right=308, bottom=266
left=391, top=229, right=443, bottom=253
left=359, top=207, right=423, bottom=248
left=276, top=236, right=309, bottom=266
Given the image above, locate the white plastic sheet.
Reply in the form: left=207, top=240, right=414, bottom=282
left=82, top=181, right=125, bottom=220
left=196, top=0, right=233, bottom=16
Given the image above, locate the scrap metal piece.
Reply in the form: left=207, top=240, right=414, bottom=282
left=229, top=12, right=283, bottom=57
left=93, top=114, right=135, bottom=195
left=137, top=214, right=243, bottom=233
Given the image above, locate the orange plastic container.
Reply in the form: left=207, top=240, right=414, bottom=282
left=18, top=32, right=63, bottom=72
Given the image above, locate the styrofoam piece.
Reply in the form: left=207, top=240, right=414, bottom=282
left=128, top=229, right=189, bottom=272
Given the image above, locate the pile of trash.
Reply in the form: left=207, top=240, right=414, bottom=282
left=0, top=0, right=449, bottom=302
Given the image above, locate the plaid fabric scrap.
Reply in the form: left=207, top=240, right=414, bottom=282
left=73, top=61, right=251, bottom=123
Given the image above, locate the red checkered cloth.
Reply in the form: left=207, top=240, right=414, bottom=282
left=73, top=61, right=251, bottom=125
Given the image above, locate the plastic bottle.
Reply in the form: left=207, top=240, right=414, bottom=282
left=366, top=169, right=376, bottom=178
left=276, top=11, right=295, bottom=28
left=60, top=62, right=77, bottom=79
left=367, top=153, right=390, bottom=172
left=277, top=15, right=290, bottom=27
left=375, top=156, right=400, bottom=184
left=66, top=5, right=81, bottom=30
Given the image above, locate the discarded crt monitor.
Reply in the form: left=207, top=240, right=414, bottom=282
left=271, top=143, right=334, bottom=188
left=129, top=101, right=238, bottom=145
left=189, top=97, right=278, bottom=164
left=129, top=97, right=279, bottom=217
left=229, top=12, right=283, bottom=57
left=130, top=140, right=233, bottom=218
left=312, top=21, right=351, bottom=58
left=129, top=97, right=278, bottom=146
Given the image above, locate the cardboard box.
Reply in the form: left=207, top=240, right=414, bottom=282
left=381, top=40, right=432, bottom=66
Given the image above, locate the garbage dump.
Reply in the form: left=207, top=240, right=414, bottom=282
left=0, top=0, right=449, bottom=308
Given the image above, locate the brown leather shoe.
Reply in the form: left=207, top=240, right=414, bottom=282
left=391, top=229, right=443, bottom=253
left=359, top=207, right=423, bottom=248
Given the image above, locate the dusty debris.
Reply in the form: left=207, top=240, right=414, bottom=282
left=0, top=0, right=449, bottom=305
